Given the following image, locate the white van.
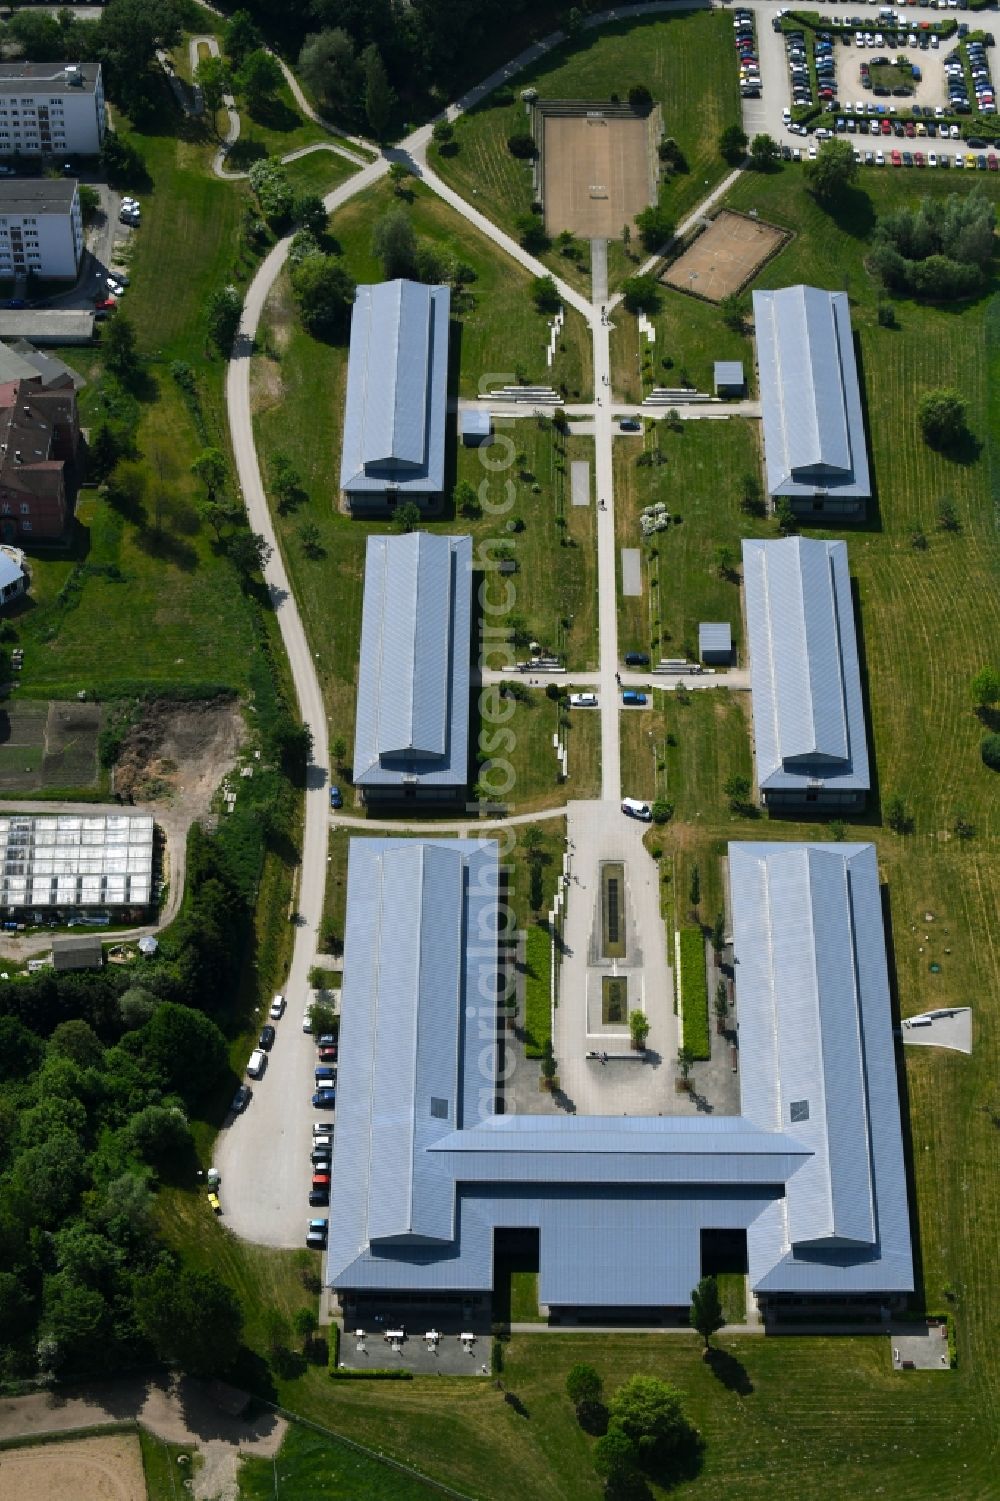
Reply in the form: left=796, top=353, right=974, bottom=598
left=569, top=692, right=598, bottom=707
left=246, top=1048, right=267, bottom=1079
left=621, top=797, right=652, bottom=822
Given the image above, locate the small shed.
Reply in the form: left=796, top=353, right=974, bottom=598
left=699, top=621, right=733, bottom=664
left=460, top=408, right=491, bottom=446
left=714, top=361, right=745, bottom=398
left=51, top=934, right=104, bottom=971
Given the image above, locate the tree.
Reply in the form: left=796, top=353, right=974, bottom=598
left=292, top=192, right=327, bottom=236
left=119, top=986, right=158, bottom=1029
left=453, top=480, right=480, bottom=518
left=724, top=773, right=753, bottom=815
left=127, top=1104, right=191, bottom=1167
left=714, top=980, right=728, bottom=1031
left=775, top=497, right=798, bottom=535
left=567, top=1361, right=603, bottom=1404
left=918, top=389, right=967, bottom=450
left=650, top=799, right=673, bottom=825
left=629, top=1010, right=650, bottom=1050
left=690, top=1275, right=725, bottom=1349
left=101, top=132, right=147, bottom=189
left=395, top=501, right=422, bottom=533
left=937, top=496, right=961, bottom=533
left=608, top=1373, right=692, bottom=1461
left=515, top=213, right=549, bottom=253
left=593, top=1426, right=641, bottom=1489
left=621, top=275, right=662, bottom=314
left=298, top=29, right=357, bottom=118
left=237, top=49, right=283, bottom=113
left=191, top=447, right=228, bottom=500
left=103, top=315, right=140, bottom=382
left=290, top=254, right=356, bottom=339
left=331, top=735, right=348, bottom=769
left=739, top=468, right=764, bottom=515
left=507, top=131, right=538, bottom=159
left=885, top=792, right=911, bottom=833
left=750, top=132, right=779, bottom=169
left=362, top=43, right=395, bottom=138
left=623, top=222, right=632, bottom=253
left=205, top=285, right=242, bottom=355
left=531, top=274, right=561, bottom=314
left=294, top=1306, right=318, bottom=1349
left=719, top=124, right=748, bottom=164
left=223, top=8, right=262, bottom=65
left=194, top=54, right=232, bottom=117
left=249, top=159, right=294, bottom=225
left=0, top=1016, right=45, bottom=1083
left=980, top=733, right=1000, bottom=772
left=432, top=118, right=455, bottom=149
left=633, top=202, right=674, bottom=251
left=227, top=529, right=272, bottom=586
left=49, top=1019, right=103, bottom=1070
left=372, top=206, right=418, bottom=279
left=971, top=666, right=1000, bottom=713
left=628, top=83, right=653, bottom=112
left=142, top=1003, right=228, bottom=1102
left=719, top=293, right=747, bottom=334
left=711, top=911, right=726, bottom=954
left=299, top=520, right=324, bottom=559
left=716, top=544, right=735, bottom=580
left=89, top=422, right=122, bottom=482
left=689, top=863, right=700, bottom=909
left=96, top=0, right=183, bottom=117
left=804, top=138, right=858, bottom=203
left=135, top=1263, right=243, bottom=1377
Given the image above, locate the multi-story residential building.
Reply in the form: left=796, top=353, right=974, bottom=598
left=0, top=375, right=80, bottom=540
left=0, top=63, right=106, bottom=158
left=0, top=180, right=83, bottom=281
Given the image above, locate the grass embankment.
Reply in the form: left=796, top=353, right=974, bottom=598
left=614, top=418, right=767, bottom=663
left=522, top=921, right=553, bottom=1057
left=431, top=8, right=742, bottom=292
left=678, top=925, right=709, bottom=1059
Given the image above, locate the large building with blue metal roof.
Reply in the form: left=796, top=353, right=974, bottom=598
left=352, top=532, right=472, bottom=806
left=326, top=835, right=911, bottom=1327
left=742, top=535, right=870, bottom=810
left=753, top=285, right=870, bottom=519
left=340, top=279, right=450, bottom=515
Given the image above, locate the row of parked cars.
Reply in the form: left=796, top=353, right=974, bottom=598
left=950, top=36, right=996, bottom=114
left=230, top=990, right=287, bottom=1112
left=307, top=1017, right=338, bottom=1246
left=734, top=9, right=762, bottom=99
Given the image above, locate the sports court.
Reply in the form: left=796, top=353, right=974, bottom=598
left=542, top=111, right=656, bottom=238
left=664, top=210, right=788, bottom=302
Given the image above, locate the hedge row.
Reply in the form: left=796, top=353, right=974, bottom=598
left=679, top=927, right=710, bottom=1061
left=523, top=922, right=552, bottom=1059
left=328, top=1323, right=340, bottom=1370
left=329, top=1368, right=414, bottom=1380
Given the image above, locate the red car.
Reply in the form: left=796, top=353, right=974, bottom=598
left=989, top=154, right=999, bottom=171
left=881, top=119, right=891, bottom=135
left=94, top=295, right=116, bottom=309
left=904, top=121, right=916, bottom=137
left=317, top=1045, right=338, bottom=1062
left=914, top=151, right=925, bottom=167
left=311, top=1172, right=331, bottom=1190
left=891, top=149, right=902, bottom=167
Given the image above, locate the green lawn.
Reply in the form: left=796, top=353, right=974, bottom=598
left=225, top=82, right=329, bottom=165
left=494, top=690, right=601, bottom=811
left=140, top=1431, right=196, bottom=1501
left=610, top=287, right=756, bottom=404
left=238, top=1423, right=442, bottom=1501
left=614, top=418, right=768, bottom=664
left=283, top=146, right=362, bottom=197
left=431, top=9, right=742, bottom=292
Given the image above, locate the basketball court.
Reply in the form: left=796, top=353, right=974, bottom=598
left=542, top=112, right=655, bottom=239
left=664, top=210, right=788, bottom=303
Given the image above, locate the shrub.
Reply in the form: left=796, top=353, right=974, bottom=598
left=628, top=83, right=653, bottom=111
left=719, top=123, right=748, bottom=164
left=650, top=799, right=673, bottom=825
left=507, top=131, right=537, bottom=159
left=621, top=274, right=661, bottom=313
left=679, top=927, right=709, bottom=1060
left=567, top=1362, right=603, bottom=1404
left=329, top=1367, right=413, bottom=1380
left=248, top=158, right=293, bottom=225
left=531, top=274, right=561, bottom=314
left=981, top=733, right=1000, bottom=772
left=523, top=923, right=552, bottom=1058
left=328, top=1323, right=340, bottom=1369
left=918, top=389, right=967, bottom=449
left=633, top=201, right=674, bottom=251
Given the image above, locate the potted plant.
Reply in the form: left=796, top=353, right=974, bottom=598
left=629, top=1009, right=650, bottom=1052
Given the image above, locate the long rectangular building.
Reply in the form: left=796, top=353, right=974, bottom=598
left=753, top=284, right=870, bottom=519
left=0, top=63, right=106, bottom=158
left=0, top=178, right=83, bottom=281
left=340, top=279, right=450, bottom=515
left=326, top=835, right=911, bottom=1327
left=742, top=535, right=870, bottom=809
left=352, top=532, right=471, bottom=806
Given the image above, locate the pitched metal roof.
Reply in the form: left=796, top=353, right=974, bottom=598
left=352, top=532, right=471, bottom=788
left=753, top=285, right=870, bottom=500
left=730, top=842, right=913, bottom=1294
left=340, top=279, right=450, bottom=496
left=325, top=835, right=911, bottom=1308
left=742, top=537, right=870, bottom=794
left=714, top=360, right=744, bottom=386
left=698, top=621, right=732, bottom=656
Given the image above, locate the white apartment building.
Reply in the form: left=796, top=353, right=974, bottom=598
left=0, top=63, right=106, bottom=158
left=0, top=180, right=83, bottom=281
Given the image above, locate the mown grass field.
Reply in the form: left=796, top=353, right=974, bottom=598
left=614, top=417, right=767, bottom=663
left=238, top=1424, right=443, bottom=1500
left=431, top=9, right=742, bottom=292
left=610, top=286, right=756, bottom=404
left=282, top=146, right=361, bottom=197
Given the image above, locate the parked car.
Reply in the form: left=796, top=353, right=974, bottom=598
left=315, top=1065, right=336, bottom=1083
left=311, top=1171, right=331, bottom=1189
left=329, top=784, right=343, bottom=808
left=94, top=297, right=116, bottom=310
left=231, top=1084, right=251, bottom=1113
left=317, top=1034, right=338, bottom=1050
left=619, top=416, right=641, bottom=431
left=624, top=652, right=650, bottom=666
left=258, top=1023, right=276, bottom=1051
left=313, top=1088, right=337, bottom=1108
left=302, top=1010, right=314, bottom=1032
left=310, top=1146, right=332, bottom=1165
left=309, top=1188, right=329, bottom=1207
left=621, top=797, right=652, bottom=821
left=247, top=1048, right=267, bottom=1079
left=269, top=993, right=285, bottom=1019
left=306, top=1217, right=328, bottom=1248
left=314, top=1121, right=335, bottom=1137
left=318, top=1044, right=338, bottom=1062
left=622, top=690, right=647, bottom=706
left=569, top=692, right=598, bottom=707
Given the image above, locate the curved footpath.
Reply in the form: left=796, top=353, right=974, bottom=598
left=218, top=0, right=743, bottom=1245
